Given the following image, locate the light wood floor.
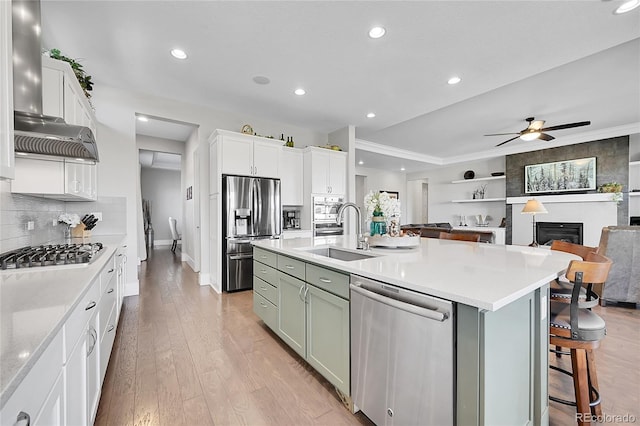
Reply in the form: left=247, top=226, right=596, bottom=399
left=96, top=247, right=640, bottom=426
left=95, top=247, right=373, bottom=426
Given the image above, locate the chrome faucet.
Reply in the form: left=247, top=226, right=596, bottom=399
left=336, top=202, right=369, bottom=250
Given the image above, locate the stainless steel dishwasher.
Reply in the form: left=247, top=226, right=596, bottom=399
left=350, top=275, right=455, bottom=426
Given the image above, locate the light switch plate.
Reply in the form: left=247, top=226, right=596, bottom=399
left=26, top=221, right=35, bottom=231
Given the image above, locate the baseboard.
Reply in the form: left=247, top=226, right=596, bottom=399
left=123, top=278, right=139, bottom=296
left=209, top=281, right=222, bottom=294
left=184, top=253, right=196, bottom=271
left=199, top=272, right=211, bottom=287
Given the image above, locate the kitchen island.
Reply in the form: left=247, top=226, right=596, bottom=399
left=252, top=235, right=578, bottom=426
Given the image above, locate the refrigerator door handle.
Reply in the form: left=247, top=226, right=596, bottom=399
left=229, top=254, right=253, bottom=260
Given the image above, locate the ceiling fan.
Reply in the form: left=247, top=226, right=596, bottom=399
left=486, top=117, right=591, bottom=147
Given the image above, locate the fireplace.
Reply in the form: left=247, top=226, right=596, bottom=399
left=536, top=222, right=583, bottom=246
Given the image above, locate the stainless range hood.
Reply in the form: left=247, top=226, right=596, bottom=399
left=12, top=0, right=99, bottom=161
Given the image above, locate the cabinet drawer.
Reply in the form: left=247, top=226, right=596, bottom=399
left=253, top=260, right=277, bottom=287
left=253, top=292, right=278, bottom=331
left=100, top=283, right=117, bottom=337
left=64, top=278, right=101, bottom=360
left=99, top=254, right=116, bottom=293
left=306, top=264, right=349, bottom=299
left=254, top=247, right=277, bottom=268
left=277, top=254, right=306, bottom=281
left=253, top=276, right=277, bottom=306
left=100, top=303, right=117, bottom=381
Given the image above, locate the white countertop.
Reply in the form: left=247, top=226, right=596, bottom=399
left=253, top=236, right=578, bottom=312
left=0, top=235, right=126, bottom=408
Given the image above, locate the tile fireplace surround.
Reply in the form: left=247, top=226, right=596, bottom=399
left=508, top=193, right=618, bottom=247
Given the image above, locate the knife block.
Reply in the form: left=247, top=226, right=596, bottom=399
left=71, top=223, right=91, bottom=238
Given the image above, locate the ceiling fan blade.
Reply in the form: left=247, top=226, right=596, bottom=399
left=540, top=121, right=591, bottom=132
left=484, top=132, right=520, bottom=136
left=495, top=136, right=520, bottom=147
left=530, top=120, right=545, bottom=130
left=538, top=133, right=555, bottom=141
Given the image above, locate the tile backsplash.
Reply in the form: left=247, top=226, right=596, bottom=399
left=0, top=181, right=66, bottom=252
left=0, top=181, right=127, bottom=253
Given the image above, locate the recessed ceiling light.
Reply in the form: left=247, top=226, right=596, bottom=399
left=294, top=88, right=306, bottom=96
left=358, top=160, right=364, bottom=165
left=448, top=76, right=461, bottom=85
left=170, top=49, right=187, bottom=59
left=253, top=76, right=271, bottom=85
left=614, top=0, right=640, bottom=14
left=137, top=116, right=148, bottom=122
left=366, top=112, right=376, bottom=118
left=401, top=167, right=406, bottom=171
left=369, top=26, right=386, bottom=39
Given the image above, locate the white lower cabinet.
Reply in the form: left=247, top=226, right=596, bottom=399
left=86, top=308, right=101, bottom=424
left=0, top=330, right=63, bottom=426
left=33, top=372, right=65, bottom=426
left=1, top=250, right=124, bottom=426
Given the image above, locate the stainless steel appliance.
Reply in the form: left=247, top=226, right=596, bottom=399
left=313, top=196, right=343, bottom=236
left=12, top=0, right=99, bottom=161
left=283, top=208, right=301, bottom=230
left=222, top=175, right=281, bottom=292
left=0, top=243, right=105, bottom=270
left=350, top=275, right=455, bottom=426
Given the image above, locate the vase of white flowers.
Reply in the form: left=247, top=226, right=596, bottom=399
left=364, top=191, right=401, bottom=236
left=58, top=213, right=81, bottom=241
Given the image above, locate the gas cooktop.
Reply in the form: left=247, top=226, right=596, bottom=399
left=0, top=243, right=104, bottom=270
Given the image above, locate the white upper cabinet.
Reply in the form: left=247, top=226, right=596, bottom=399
left=41, top=56, right=97, bottom=137
left=216, top=130, right=280, bottom=178
left=12, top=157, right=97, bottom=201
left=279, top=147, right=304, bottom=205
left=0, top=0, right=14, bottom=180
left=304, top=147, right=347, bottom=196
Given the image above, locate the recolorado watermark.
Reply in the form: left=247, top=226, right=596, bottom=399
left=576, top=413, right=637, bottom=423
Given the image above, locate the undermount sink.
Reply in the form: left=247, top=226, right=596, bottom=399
left=304, top=247, right=377, bottom=262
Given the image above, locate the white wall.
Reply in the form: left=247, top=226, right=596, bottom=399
left=407, top=157, right=506, bottom=227
left=92, top=85, right=328, bottom=294
left=354, top=166, right=407, bottom=221
left=140, top=167, right=182, bottom=242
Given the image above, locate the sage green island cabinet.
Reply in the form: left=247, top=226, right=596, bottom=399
left=251, top=236, right=578, bottom=425
left=252, top=247, right=351, bottom=397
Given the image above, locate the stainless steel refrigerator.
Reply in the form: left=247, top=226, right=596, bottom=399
left=222, top=175, right=281, bottom=292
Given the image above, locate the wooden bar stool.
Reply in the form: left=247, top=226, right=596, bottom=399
left=438, top=231, right=481, bottom=242
left=549, top=252, right=612, bottom=425
left=550, top=240, right=600, bottom=308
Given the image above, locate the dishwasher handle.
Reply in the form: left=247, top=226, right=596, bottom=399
left=350, top=283, right=449, bottom=322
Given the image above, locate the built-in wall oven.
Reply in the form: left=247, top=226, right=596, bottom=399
left=313, top=196, right=344, bottom=236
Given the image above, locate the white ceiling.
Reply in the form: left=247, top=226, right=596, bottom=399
left=135, top=115, right=197, bottom=142
left=39, top=1, right=640, bottom=172
left=139, top=149, right=181, bottom=171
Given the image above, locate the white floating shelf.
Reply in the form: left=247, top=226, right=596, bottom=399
left=507, top=193, right=615, bottom=204
left=451, top=175, right=505, bottom=184
left=630, top=161, right=640, bottom=166
left=451, top=197, right=506, bottom=203
left=630, top=192, right=640, bottom=197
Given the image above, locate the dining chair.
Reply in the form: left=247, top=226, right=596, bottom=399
left=168, top=217, right=181, bottom=252
left=438, top=231, right=481, bottom=242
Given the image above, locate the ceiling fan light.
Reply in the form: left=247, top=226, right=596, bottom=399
left=614, top=0, right=640, bottom=14
left=520, top=131, right=541, bottom=141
